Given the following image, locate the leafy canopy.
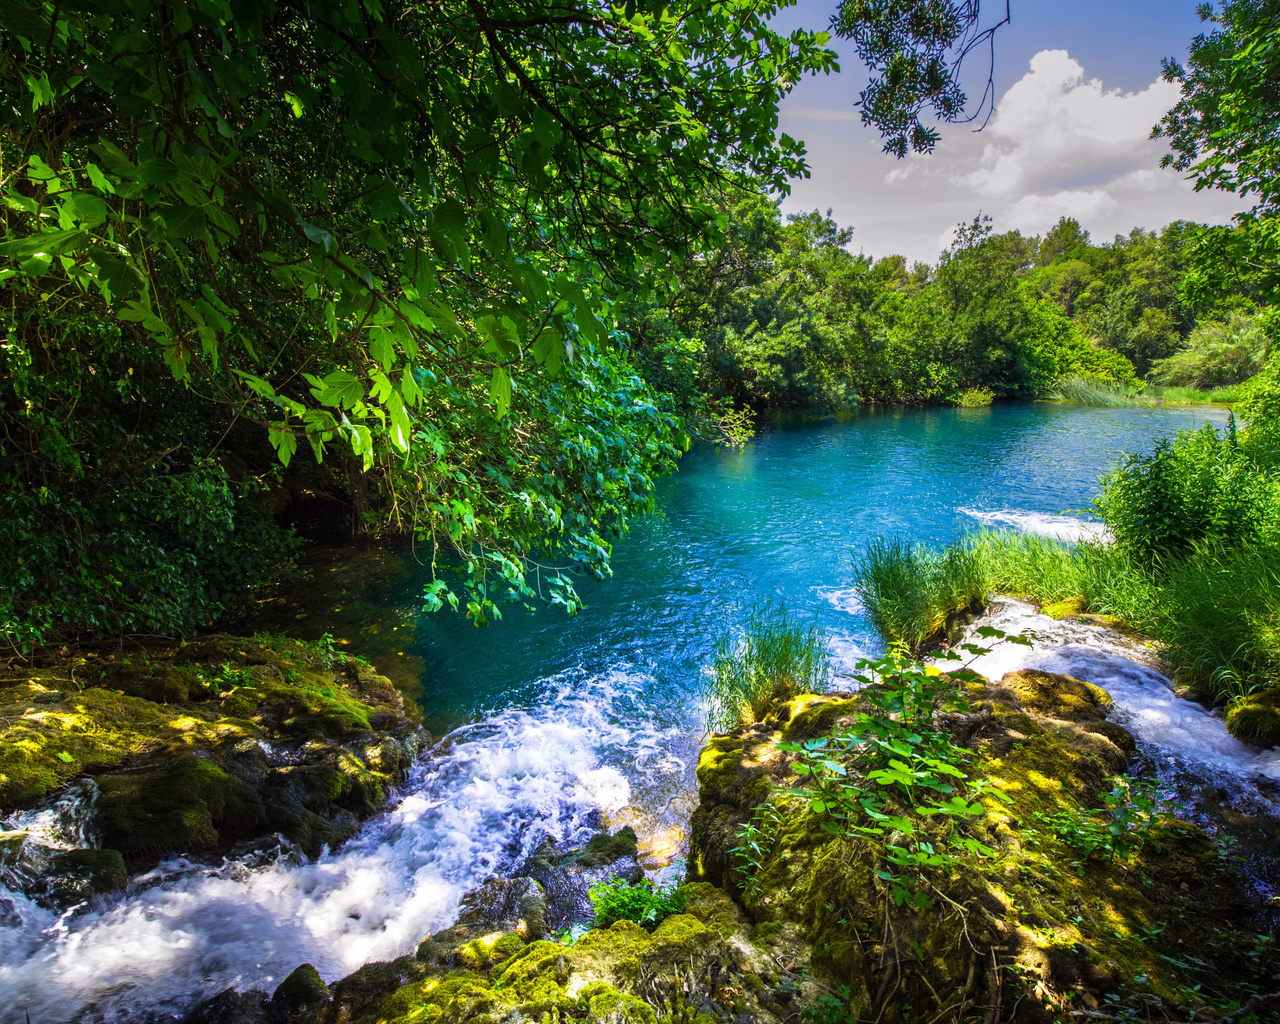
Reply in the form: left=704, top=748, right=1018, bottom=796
left=0, top=0, right=837, bottom=631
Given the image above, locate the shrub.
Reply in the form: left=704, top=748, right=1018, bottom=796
left=1147, top=309, right=1272, bottom=388
left=704, top=607, right=829, bottom=731
left=1093, top=422, right=1280, bottom=563
left=851, top=538, right=985, bottom=652
left=588, top=879, right=687, bottom=930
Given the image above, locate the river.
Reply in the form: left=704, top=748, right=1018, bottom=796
left=4, top=401, right=1267, bottom=1024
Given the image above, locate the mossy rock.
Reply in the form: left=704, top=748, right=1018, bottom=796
left=1225, top=687, right=1280, bottom=747
left=1, top=635, right=424, bottom=872
left=686, top=677, right=1260, bottom=1021
left=565, top=825, right=639, bottom=868
left=96, top=753, right=266, bottom=855
left=1042, top=596, right=1089, bottom=619
left=999, top=668, right=1112, bottom=722
left=271, top=962, right=331, bottom=1017
left=46, top=848, right=128, bottom=901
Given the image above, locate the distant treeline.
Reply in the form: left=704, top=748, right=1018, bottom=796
left=625, top=196, right=1271, bottom=421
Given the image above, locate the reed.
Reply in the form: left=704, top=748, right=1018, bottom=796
left=1049, top=375, right=1148, bottom=408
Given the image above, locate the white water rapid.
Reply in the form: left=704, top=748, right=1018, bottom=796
left=947, top=598, right=1280, bottom=788
left=0, top=667, right=694, bottom=1024
left=959, top=507, right=1111, bottom=543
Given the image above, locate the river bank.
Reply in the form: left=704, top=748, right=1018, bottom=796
left=170, top=643, right=1280, bottom=1024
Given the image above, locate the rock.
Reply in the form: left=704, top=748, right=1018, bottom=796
left=180, top=987, right=271, bottom=1024
left=1225, top=686, right=1280, bottom=747
left=328, top=955, right=429, bottom=1022
left=46, top=848, right=128, bottom=901
left=997, top=669, right=1112, bottom=722
left=272, top=962, right=331, bottom=1017
left=563, top=825, right=639, bottom=868
left=456, top=876, right=549, bottom=940
left=1, top=634, right=427, bottom=872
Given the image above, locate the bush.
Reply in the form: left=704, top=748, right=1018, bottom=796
left=1093, top=421, right=1279, bottom=563
left=588, top=879, right=687, bottom=930
left=1147, top=309, right=1272, bottom=388
left=851, top=538, right=986, bottom=652
left=704, top=607, right=829, bottom=731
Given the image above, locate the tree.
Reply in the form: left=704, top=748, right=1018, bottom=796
left=0, top=0, right=838, bottom=640
left=833, top=0, right=1011, bottom=157
left=1157, top=0, right=1280, bottom=300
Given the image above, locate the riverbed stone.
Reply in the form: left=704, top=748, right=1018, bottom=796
left=272, top=962, right=331, bottom=1017
left=1225, top=686, right=1280, bottom=747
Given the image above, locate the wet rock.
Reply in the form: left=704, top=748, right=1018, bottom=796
left=516, top=830, right=645, bottom=930
left=327, top=955, right=429, bottom=1023
left=45, top=848, right=128, bottom=901
left=563, top=825, right=639, bottom=868
left=456, top=876, right=549, bottom=940
left=180, top=987, right=271, bottom=1024
left=272, top=962, right=331, bottom=1018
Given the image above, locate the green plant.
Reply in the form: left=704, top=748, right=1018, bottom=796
left=1050, top=374, right=1148, bottom=407
left=730, top=800, right=785, bottom=901
left=851, top=537, right=986, bottom=652
left=800, top=985, right=855, bottom=1024
left=780, top=640, right=1019, bottom=909
left=1032, top=776, right=1172, bottom=875
left=704, top=606, right=830, bottom=732
left=587, top=879, right=688, bottom=931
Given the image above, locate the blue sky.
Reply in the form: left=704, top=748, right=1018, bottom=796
left=769, top=1, right=1244, bottom=262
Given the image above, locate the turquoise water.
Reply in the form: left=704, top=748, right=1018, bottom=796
left=410, top=402, right=1228, bottom=727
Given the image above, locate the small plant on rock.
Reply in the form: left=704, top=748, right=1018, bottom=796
left=1032, top=775, right=1172, bottom=875
left=704, top=605, right=829, bottom=732
left=588, top=878, right=688, bottom=931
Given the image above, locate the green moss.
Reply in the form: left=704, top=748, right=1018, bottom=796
left=1042, top=596, right=1088, bottom=619
left=96, top=753, right=265, bottom=855
left=1225, top=686, right=1280, bottom=747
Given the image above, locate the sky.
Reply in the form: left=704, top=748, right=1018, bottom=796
left=771, top=0, right=1245, bottom=264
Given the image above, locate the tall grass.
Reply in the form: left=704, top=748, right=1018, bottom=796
left=1147, top=384, right=1246, bottom=405
left=1156, top=545, right=1280, bottom=698
left=853, top=528, right=1280, bottom=703
left=851, top=537, right=986, bottom=653
left=704, top=607, right=830, bottom=732
left=1049, top=375, right=1148, bottom=408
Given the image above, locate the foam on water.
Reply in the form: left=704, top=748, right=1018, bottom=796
left=947, top=598, right=1280, bottom=787
left=959, top=507, right=1110, bottom=543
left=0, top=667, right=691, bottom=1024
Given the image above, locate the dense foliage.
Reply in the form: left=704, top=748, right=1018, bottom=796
left=0, top=0, right=838, bottom=645
left=1157, top=0, right=1280, bottom=303
left=627, top=199, right=1268, bottom=415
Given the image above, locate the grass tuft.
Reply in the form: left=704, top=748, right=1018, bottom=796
left=704, top=606, right=829, bottom=732
left=850, top=537, right=985, bottom=653
left=1049, top=375, right=1148, bottom=407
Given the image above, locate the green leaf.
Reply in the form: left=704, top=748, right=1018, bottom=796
left=489, top=365, right=512, bottom=416
left=0, top=229, right=87, bottom=259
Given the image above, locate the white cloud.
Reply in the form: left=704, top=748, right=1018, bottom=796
left=778, top=49, right=1244, bottom=263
